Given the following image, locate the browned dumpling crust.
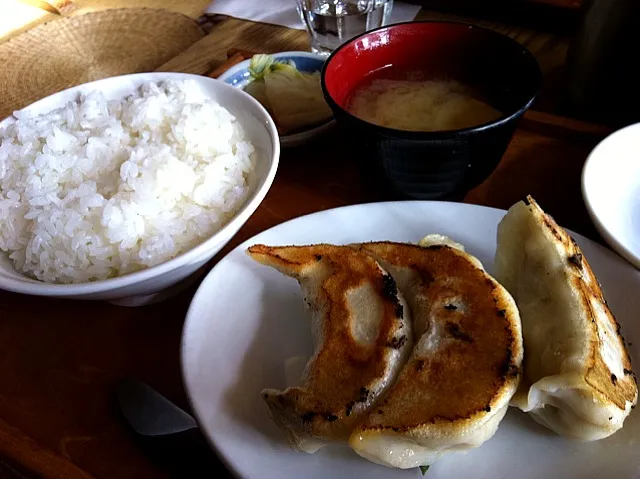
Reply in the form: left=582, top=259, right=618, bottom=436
left=248, top=244, right=413, bottom=452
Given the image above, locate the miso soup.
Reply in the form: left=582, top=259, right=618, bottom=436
left=346, top=69, right=502, bottom=132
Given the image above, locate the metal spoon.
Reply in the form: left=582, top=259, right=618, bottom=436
left=116, top=378, right=232, bottom=478
left=116, top=377, right=198, bottom=437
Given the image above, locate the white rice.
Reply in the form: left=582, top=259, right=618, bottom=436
left=0, top=80, right=255, bottom=283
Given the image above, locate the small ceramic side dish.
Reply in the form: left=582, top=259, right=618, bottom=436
left=217, top=51, right=335, bottom=148
left=582, top=122, right=640, bottom=269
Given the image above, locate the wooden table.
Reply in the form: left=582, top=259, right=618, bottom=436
left=0, top=7, right=609, bottom=479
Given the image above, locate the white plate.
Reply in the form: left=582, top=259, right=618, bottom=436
left=182, top=201, right=640, bottom=479
left=583, top=122, right=640, bottom=269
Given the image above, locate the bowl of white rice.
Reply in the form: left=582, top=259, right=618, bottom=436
left=0, top=72, right=279, bottom=305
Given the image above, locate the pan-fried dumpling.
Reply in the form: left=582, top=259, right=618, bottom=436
left=418, top=233, right=466, bottom=251
left=348, top=241, right=523, bottom=468
left=494, top=196, right=638, bottom=440
left=247, top=244, right=413, bottom=453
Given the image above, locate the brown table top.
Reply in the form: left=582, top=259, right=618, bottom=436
left=0, top=9, right=610, bottom=479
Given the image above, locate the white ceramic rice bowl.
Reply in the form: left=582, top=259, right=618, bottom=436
left=0, top=72, right=279, bottom=305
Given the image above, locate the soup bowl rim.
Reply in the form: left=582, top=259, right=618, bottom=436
left=320, top=20, right=542, bottom=140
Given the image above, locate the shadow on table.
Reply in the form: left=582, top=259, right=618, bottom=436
left=466, top=140, right=600, bottom=241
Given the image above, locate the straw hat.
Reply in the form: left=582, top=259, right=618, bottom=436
left=0, top=8, right=204, bottom=119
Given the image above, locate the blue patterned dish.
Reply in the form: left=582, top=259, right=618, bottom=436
left=218, top=52, right=335, bottom=148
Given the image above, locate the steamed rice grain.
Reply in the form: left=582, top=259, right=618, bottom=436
left=0, top=80, right=256, bottom=283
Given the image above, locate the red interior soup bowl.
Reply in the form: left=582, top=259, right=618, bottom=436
left=321, top=21, right=542, bottom=200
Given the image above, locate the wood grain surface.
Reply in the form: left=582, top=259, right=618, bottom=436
left=0, top=418, right=95, bottom=479
left=0, top=7, right=607, bottom=479
left=159, top=15, right=569, bottom=78
left=158, top=14, right=570, bottom=114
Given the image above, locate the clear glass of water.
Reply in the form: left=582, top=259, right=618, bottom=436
left=297, top=0, right=394, bottom=56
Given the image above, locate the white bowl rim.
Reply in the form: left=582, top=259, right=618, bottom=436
left=581, top=122, right=640, bottom=269
left=216, top=51, right=336, bottom=146
left=0, top=72, right=280, bottom=295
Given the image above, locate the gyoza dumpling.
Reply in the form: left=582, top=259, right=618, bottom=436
left=247, top=244, right=413, bottom=453
left=348, top=240, right=523, bottom=468
left=494, top=196, right=638, bottom=440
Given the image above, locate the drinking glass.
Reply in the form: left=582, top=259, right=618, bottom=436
left=296, top=0, right=393, bottom=56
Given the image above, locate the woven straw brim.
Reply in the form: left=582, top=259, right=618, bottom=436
left=0, top=8, right=204, bottom=120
